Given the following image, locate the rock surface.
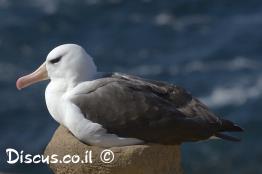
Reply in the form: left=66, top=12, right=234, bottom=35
left=44, top=125, right=183, bottom=174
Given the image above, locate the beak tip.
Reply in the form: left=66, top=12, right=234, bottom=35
left=16, top=78, right=23, bottom=90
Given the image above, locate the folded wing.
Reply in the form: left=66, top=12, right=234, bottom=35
left=70, top=73, right=241, bottom=144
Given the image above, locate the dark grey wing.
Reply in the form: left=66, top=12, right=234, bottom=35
left=110, top=73, right=221, bottom=123
left=71, top=73, right=222, bottom=144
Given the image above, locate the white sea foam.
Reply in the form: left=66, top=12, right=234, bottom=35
left=154, top=13, right=211, bottom=31
left=155, top=13, right=174, bottom=26
left=200, top=77, right=262, bottom=108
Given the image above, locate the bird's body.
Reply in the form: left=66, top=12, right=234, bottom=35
left=16, top=44, right=243, bottom=147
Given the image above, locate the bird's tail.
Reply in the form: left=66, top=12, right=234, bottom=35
left=215, top=119, right=244, bottom=142
left=215, top=132, right=241, bottom=142
left=219, top=119, right=243, bottom=132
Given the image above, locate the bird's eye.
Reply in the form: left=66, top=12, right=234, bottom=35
left=49, top=57, right=62, bottom=64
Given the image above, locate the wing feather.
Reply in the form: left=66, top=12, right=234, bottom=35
left=70, top=73, right=221, bottom=144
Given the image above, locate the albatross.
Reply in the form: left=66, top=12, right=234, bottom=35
left=16, top=44, right=243, bottom=147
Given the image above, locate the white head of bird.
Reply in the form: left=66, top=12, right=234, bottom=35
left=16, top=44, right=97, bottom=91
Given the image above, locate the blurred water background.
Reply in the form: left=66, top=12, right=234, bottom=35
left=0, top=0, right=261, bottom=173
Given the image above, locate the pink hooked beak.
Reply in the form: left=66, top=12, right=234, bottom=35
left=16, top=62, right=49, bottom=90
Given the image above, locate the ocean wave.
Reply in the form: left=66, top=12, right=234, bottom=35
left=183, top=57, right=261, bottom=73
left=24, top=0, right=124, bottom=14
left=200, top=77, right=262, bottom=108
left=154, top=12, right=211, bottom=31
left=122, top=57, right=261, bottom=76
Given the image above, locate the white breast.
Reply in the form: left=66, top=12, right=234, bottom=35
left=45, top=81, right=67, bottom=124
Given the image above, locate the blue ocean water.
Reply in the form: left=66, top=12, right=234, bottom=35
left=0, top=0, right=261, bottom=173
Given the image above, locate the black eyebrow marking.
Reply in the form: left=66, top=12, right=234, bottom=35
left=49, top=56, right=62, bottom=64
